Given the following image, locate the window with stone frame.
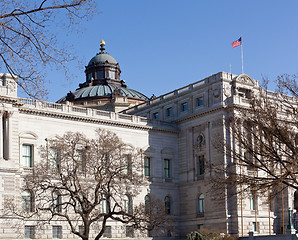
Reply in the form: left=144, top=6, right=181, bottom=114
left=144, top=156, right=151, bottom=177
left=197, top=96, right=204, bottom=107
left=197, top=193, right=205, bottom=214
left=145, top=195, right=151, bottom=213
left=49, top=147, right=60, bottom=169
left=22, top=144, right=33, bottom=167
left=253, top=222, right=260, bottom=232
left=123, top=154, right=132, bottom=175
left=123, top=195, right=132, bottom=214
left=197, top=155, right=205, bottom=176
left=52, top=191, right=62, bottom=213
left=75, top=149, right=86, bottom=173
left=22, top=190, right=34, bottom=212
left=166, top=107, right=173, bottom=117
left=100, top=199, right=109, bottom=214
left=126, top=226, right=134, bottom=238
left=164, top=159, right=171, bottom=179
left=52, top=226, right=62, bottom=239
left=164, top=196, right=171, bottom=215
left=24, top=226, right=35, bottom=239
left=103, top=226, right=112, bottom=238
left=250, top=191, right=258, bottom=210
left=181, top=102, right=188, bottom=111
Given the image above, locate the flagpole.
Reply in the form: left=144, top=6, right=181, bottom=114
left=241, top=36, right=244, bottom=74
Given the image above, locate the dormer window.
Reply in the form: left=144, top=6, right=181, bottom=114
left=97, top=70, right=104, bottom=79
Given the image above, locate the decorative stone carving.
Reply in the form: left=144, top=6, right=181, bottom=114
left=193, top=124, right=207, bottom=134
left=213, top=86, right=221, bottom=98
left=234, top=74, right=255, bottom=86
left=224, top=84, right=232, bottom=97
left=7, top=80, right=16, bottom=92
left=193, top=133, right=205, bottom=154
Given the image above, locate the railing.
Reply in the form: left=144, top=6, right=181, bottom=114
left=126, top=72, right=230, bottom=112
left=17, top=98, right=177, bottom=131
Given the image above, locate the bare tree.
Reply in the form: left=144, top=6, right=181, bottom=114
left=0, top=0, right=95, bottom=99
left=211, top=74, right=298, bottom=195
left=12, top=129, right=166, bottom=240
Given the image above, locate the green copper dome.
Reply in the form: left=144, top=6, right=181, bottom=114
left=88, top=53, right=117, bottom=66
left=57, top=84, right=148, bottom=103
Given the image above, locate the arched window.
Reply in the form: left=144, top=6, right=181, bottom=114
left=164, top=196, right=171, bottom=215
left=52, top=191, right=61, bottom=213
left=145, top=195, right=151, bottom=213
left=22, top=190, right=33, bottom=212
left=123, top=195, right=132, bottom=214
left=197, top=194, right=204, bottom=213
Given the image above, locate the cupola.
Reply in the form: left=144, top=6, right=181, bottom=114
left=57, top=41, right=148, bottom=112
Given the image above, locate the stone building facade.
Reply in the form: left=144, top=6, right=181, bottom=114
left=0, top=42, right=296, bottom=239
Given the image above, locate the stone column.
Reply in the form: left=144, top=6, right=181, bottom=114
left=0, top=111, right=3, bottom=159
left=3, top=112, right=8, bottom=160
left=7, top=111, right=13, bottom=160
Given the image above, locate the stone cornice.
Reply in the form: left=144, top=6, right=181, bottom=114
left=174, top=105, right=226, bottom=124
left=19, top=107, right=179, bottom=134
left=0, top=96, right=22, bottom=106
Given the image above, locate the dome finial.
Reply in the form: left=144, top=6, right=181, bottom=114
left=100, top=40, right=106, bottom=53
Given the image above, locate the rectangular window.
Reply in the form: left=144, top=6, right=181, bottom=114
left=144, top=157, right=151, bottom=177
left=100, top=199, right=109, bottom=214
left=25, top=226, right=35, bottom=239
left=79, top=225, right=84, bottom=234
left=197, top=155, right=205, bottom=175
left=197, top=97, right=204, bottom=106
left=198, top=224, right=204, bottom=230
left=75, top=149, right=85, bottom=172
left=97, top=70, right=105, bottom=79
left=87, top=72, right=93, bottom=81
left=109, top=71, right=115, bottom=79
left=52, top=226, right=62, bottom=239
left=181, top=102, right=188, bottom=111
left=126, top=226, right=134, bottom=238
left=164, top=159, right=171, bottom=178
left=166, top=107, right=173, bottom=117
left=153, top=112, right=159, bottom=119
left=22, top=145, right=33, bottom=167
left=250, top=192, right=257, bottom=210
left=253, top=222, right=259, bottom=232
left=49, top=148, right=59, bottom=169
left=123, top=154, right=132, bottom=175
left=103, top=226, right=112, bottom=238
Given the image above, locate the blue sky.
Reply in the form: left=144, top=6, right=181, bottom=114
left=42, top=0, right=298, bottom=102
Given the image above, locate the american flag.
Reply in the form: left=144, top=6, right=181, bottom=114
left=232, top=37, right=242, bottom=48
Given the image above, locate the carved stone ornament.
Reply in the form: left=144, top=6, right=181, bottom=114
left=7, top=80, right=16, bottom=92
left=223, top=84, right=232, bottom=97
left=235, top=74, right=255, bottom=86
left=212, top=85, right=221, bottom=98
left=193, top=133, right=205, bottom=154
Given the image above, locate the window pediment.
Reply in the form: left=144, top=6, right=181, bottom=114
left=19, top=131, right=38, bottom=140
